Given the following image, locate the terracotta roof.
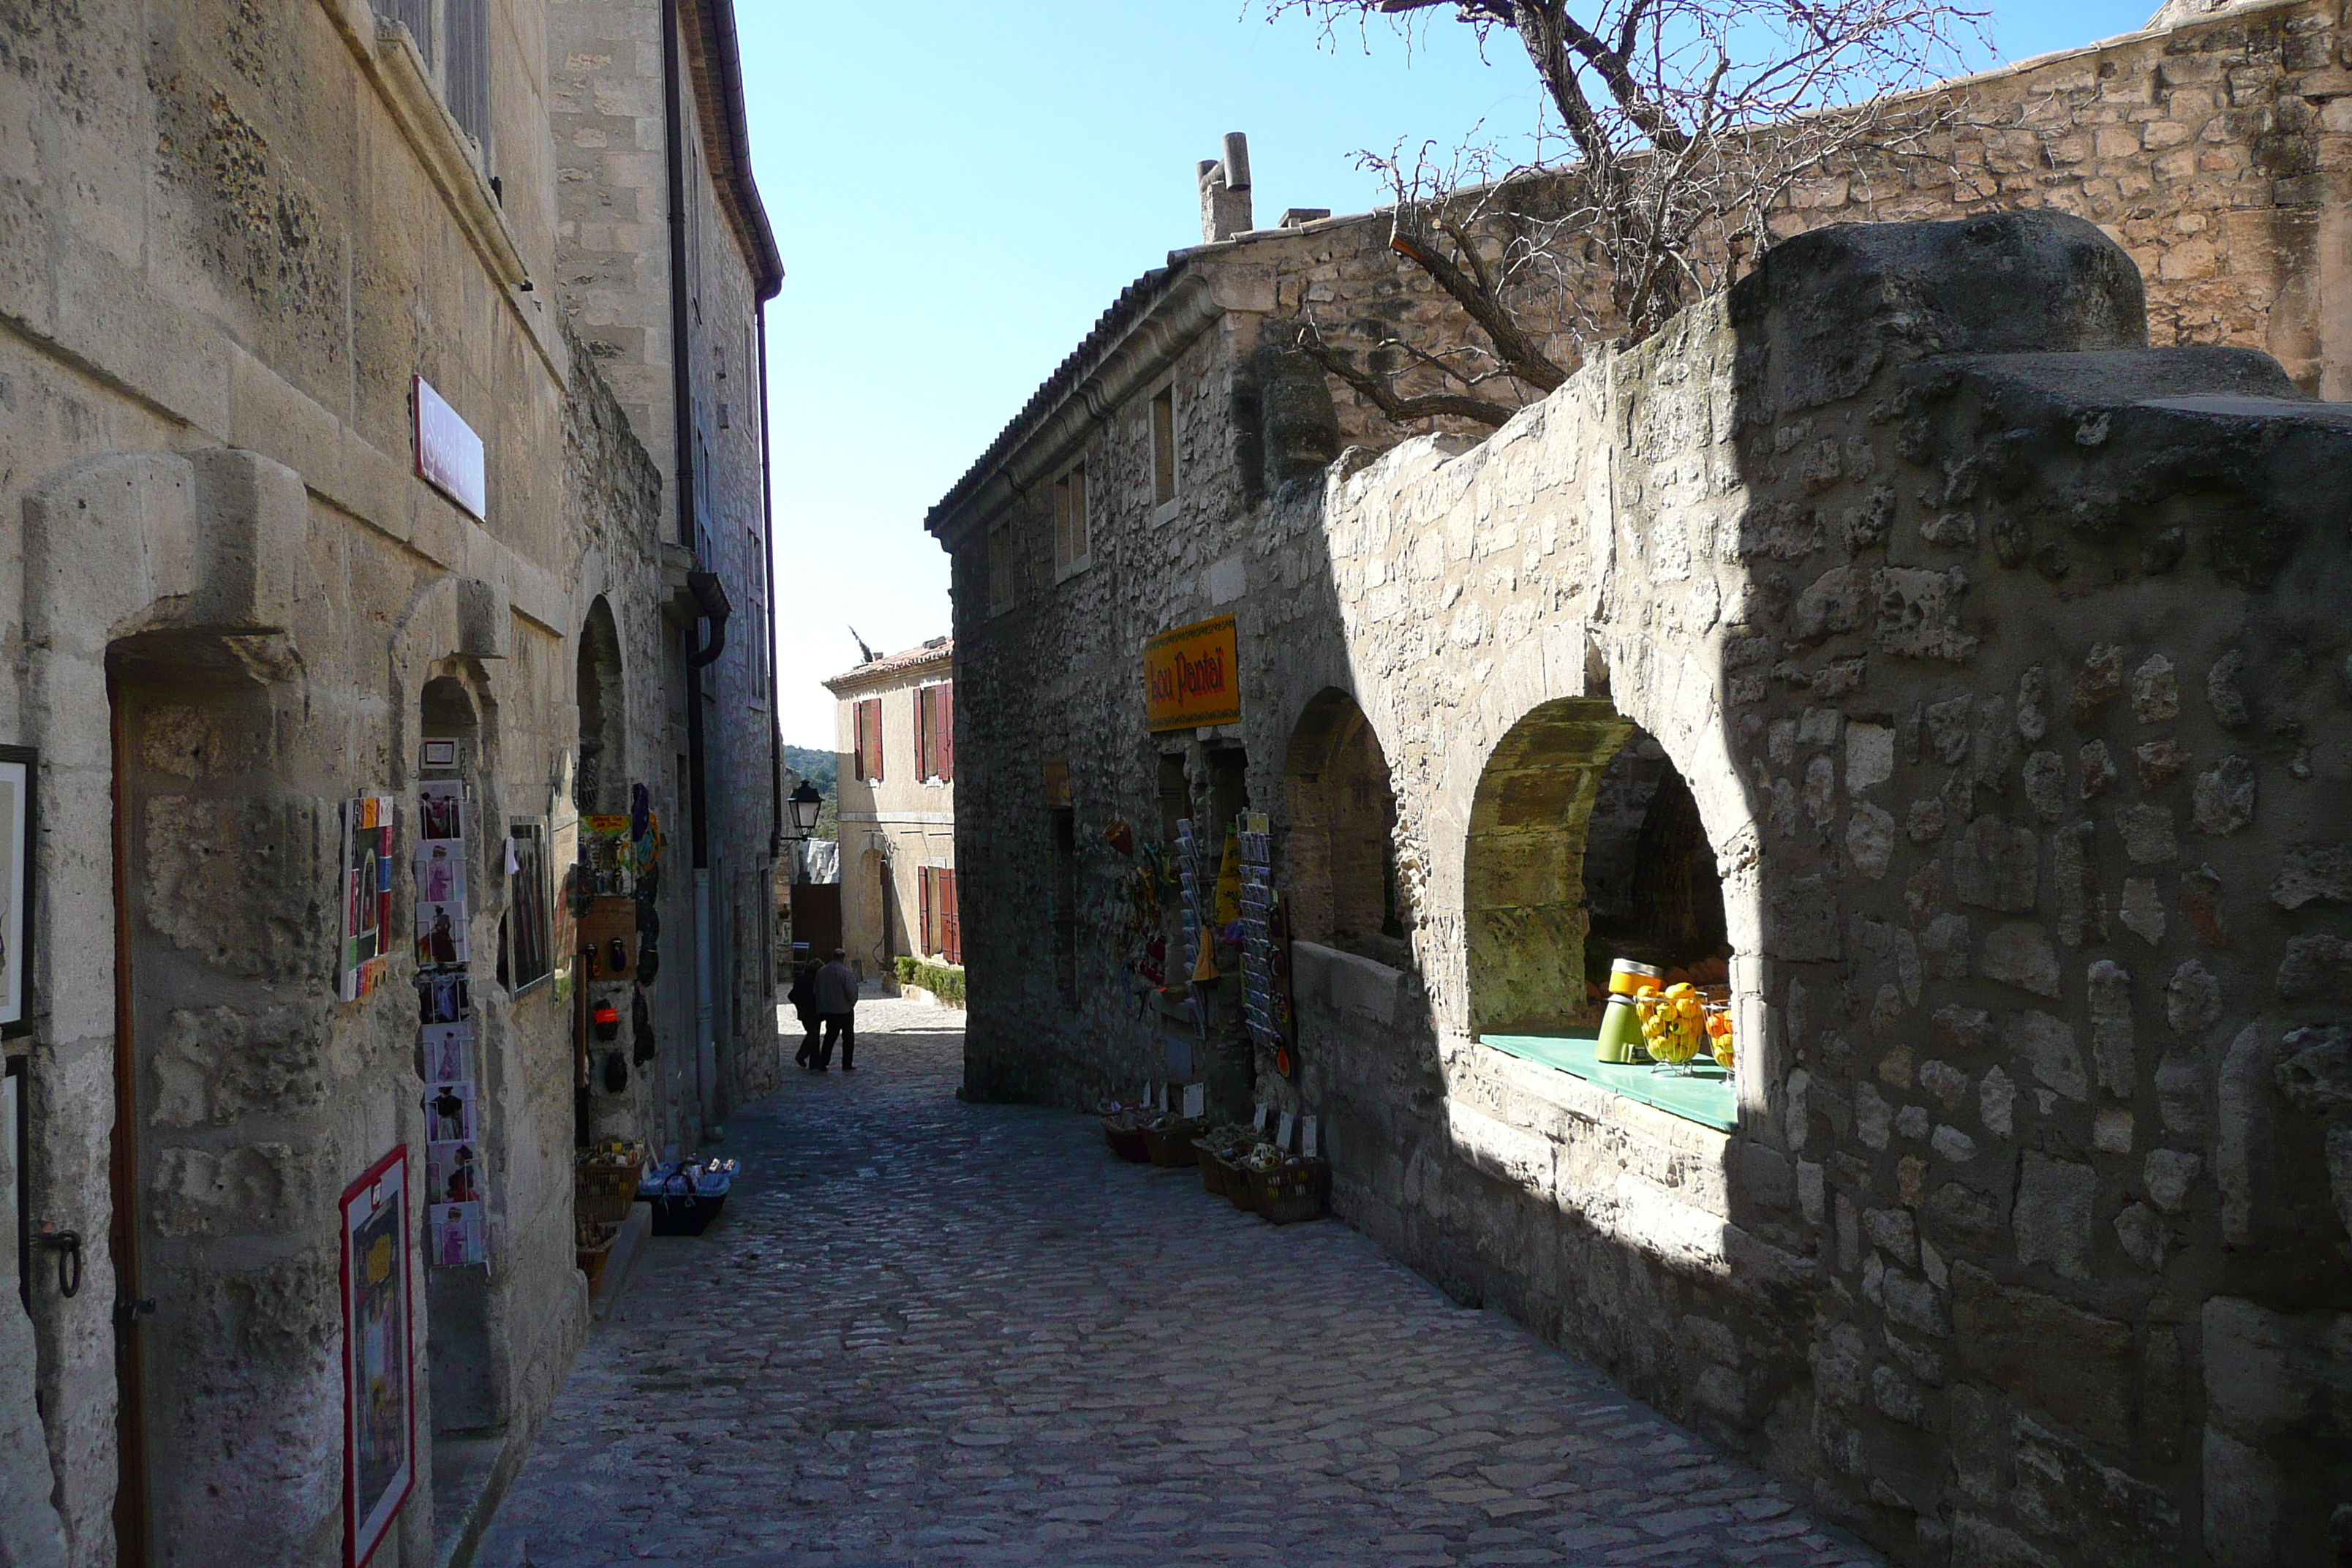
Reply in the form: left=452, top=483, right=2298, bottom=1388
left=823, top=636, right=953, bottom=691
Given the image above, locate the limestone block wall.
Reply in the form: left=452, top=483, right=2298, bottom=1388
left=0, top=4, right=688, bottom=1564
left=947, top=210, right=2352, bottom=1566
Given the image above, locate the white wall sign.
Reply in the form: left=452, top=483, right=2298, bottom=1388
left=412, top=375, right=486, bottom=521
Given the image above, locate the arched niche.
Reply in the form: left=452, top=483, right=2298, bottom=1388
left=1283, top=688, right=1405, bottom=967
left=1462, top=696, right=1729, bottom=1037
left=575, top=597, right=625, bottom=814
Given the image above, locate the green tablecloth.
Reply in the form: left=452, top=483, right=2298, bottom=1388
left=1479, top=1032, right=1738, bottom=1132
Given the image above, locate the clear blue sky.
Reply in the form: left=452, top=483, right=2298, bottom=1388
left=743, top=0, right=2159, bottom=747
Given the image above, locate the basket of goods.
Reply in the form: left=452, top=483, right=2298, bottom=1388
left=576, top=1140, right=647, bottom=1225
left=1191, top=1123, right=1252, bottom=1196
left=575, top=1215, right=619, bottom=1291
left=1141, top=1116, right=1205, bottom=1168
left=641, top=1156, right=736, bottom=1236
left=1098, top=1104, right=1153, bottom=1164
left=1243, top=1147, right=1329, bottom=1225
left=1632, top=981, right=1709, bottom=1075
left=1213, top=1137, right=1265, bottom=1213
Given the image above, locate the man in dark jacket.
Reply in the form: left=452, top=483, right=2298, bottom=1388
left=788, top=961, right=821, bottom=1070
left=812, top=949, right=860, bottom=1071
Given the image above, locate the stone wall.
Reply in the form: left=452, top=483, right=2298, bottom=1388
left=944, top=206, right=2352, bottom=1563
left=0, top=4, right=702, bottom=1564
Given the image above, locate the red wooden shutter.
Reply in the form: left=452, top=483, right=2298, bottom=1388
left=927, top=686, right=945, bottom=785
left=942, top=870, right=961, bottom=965
left=862, top=699, right=883, bottom=783
left=919, top=867, right=933, bottom=957
left=918, top=685, right=937, bottom=780
left=851, top=699, right=867, bottom=781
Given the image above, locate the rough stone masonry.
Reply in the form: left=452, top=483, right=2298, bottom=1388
left=940, top=206, right=2352, bottom=1568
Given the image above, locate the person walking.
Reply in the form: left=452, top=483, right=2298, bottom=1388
left=788, top=960, right=821, bottom=1070
left=812, top=949, right=860, bottom=1071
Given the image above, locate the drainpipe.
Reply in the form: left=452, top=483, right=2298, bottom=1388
left=663, top=0, right=715, bottom=1131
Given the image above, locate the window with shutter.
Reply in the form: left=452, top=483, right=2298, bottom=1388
left=853, top=698, right=883, bottom=782
left=939, top=682, right=954, bottom=783
left=941, top=870, right=961, bottom=965
left=445, top=0, right=491, bottom=150
left=1152, top=387, right=1177, bottom=506
left=1052, top=464, right=1089, bottom=578
left=919, top=867, right=934, bottom=957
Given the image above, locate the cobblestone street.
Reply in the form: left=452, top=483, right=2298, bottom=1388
left=480, top=998, right=1881, bottom=1568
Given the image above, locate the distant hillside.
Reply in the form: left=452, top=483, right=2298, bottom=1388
left=783, top=743, right=839, bottom=841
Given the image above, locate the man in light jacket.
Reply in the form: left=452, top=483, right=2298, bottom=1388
left=812, top=949, right=860, bottom=1071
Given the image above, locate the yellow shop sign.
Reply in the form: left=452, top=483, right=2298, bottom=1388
left=1143, top=614, right=1240, bottom=731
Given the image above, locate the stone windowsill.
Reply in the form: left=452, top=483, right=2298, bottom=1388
left=1480, top=1032, right=1738, bottom=1133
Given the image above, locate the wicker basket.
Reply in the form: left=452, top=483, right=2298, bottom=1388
left=1193, top=1139, right=1227, bottom=1196
left=1221, top=1155, right=1259, bottom=1213
left=576, top=1223, right=618, bottom=1291
left=1142, top=1120, right=1203, bottom=1167
left=1101, top=1118, right=1150, bottom=1164
left=1248, top=1159, right=1330, bottom=1225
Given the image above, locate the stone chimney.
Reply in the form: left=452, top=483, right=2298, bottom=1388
left=1198, top=132, right=1253, bottom=243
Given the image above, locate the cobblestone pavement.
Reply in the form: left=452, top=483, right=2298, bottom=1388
left=479, top=997, right=1882, bottom=1568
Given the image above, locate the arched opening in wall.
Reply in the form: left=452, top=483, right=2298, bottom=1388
left=1284, top=689, right=1406, bottom=968
left=576, top=597, right=625, bottom=815
left=415, top=672, right=502, bottom=1440
left=1463, top=698, right=1728, bottom=1039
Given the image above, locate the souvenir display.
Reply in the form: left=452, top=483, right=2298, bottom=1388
left=338, top=1148, right=413, bottom=1568
left=1235, top=813, right=1294, bottom=1075
left=416, top=777, right=486, bottom=1267
left=0, top=746, right=35, bottom=1035
left=337, top=796, right=396, bottom=1003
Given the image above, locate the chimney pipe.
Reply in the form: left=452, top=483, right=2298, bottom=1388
left=1197, top=132, right=1254, bottom=244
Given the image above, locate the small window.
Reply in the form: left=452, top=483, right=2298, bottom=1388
left=853, top=698, right=884, bottom=783
left=1151, top=387, right=1177, bottom=507
left=1052, top=463, right=1090, bottom=578
left=987, top=526, right=1016, bottom=616
left=916, top=682, right=954, bottom=783
left=505, top=822, right=553, bottom=995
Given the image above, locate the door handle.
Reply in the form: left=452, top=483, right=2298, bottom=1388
left=114, top=1296, right=155, bottom=1326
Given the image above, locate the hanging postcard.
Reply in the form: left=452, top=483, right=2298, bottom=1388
left=338, top=796, right=396, bottom=1003
left=417, top=781, right=464, bottom=843
left=428, top=1201, right=485, bottom=1268
left=415, top=840, right=467, bottom=907
left=339, top=1148, right=413, bottom=1568
left=426, top=1140, right=483, bottom=1205
left=420, top=1023, right=471, bottom=1083
left=415, top=899, right=467, bottom=968
left=416, top=975, right=469, bottom=1025
left=423, top=1079, right=477, bottom=1144
left=0, top=747, right=34, bottom=1036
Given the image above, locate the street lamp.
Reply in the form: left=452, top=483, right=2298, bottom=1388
left=785, top=780, right=823, bottom=843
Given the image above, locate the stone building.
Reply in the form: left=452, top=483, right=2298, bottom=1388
left=551, top=0, right=785, bottom=1140
left=0, top=3, right=777, bottom=1566
left=928, top=10, right=2352, bottom=1566
left=825, top=639, right=960, bottom=981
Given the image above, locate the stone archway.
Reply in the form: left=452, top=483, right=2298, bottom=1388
left=1282, top=688, right=1405, bottom=968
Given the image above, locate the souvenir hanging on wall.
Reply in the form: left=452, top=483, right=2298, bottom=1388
left=337, top=796, right=397, bottom=1003
left=415, top=776, right=487, bottom=1268
left=339, top=1147, right=414, bottom=1568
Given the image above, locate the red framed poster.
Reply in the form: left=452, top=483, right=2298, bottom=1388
left=339, top=1147, right=414, bottom=1568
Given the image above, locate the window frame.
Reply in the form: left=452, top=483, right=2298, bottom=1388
left=1150, top=384, right=1179, bottom=513
left=987, top=524, right=1016, bottom=617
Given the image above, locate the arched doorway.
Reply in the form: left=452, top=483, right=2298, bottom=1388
left=1283, top=689, right=1405, bottom=968
left=1463, top=698, right=1728, bottom=1038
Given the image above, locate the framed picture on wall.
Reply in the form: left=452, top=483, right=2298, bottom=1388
left=338, top=1147, right=413, bottom=1568
left=0, top=747, right=36, bottom=1037
left=505, top=822, right=553, bottom=995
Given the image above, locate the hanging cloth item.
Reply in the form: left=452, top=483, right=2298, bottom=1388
left=631, top=989, right=657, bottom=1066
left=602, top=1050, right=629, bottom=1093
left=1191, top=926, right=1218, bottom=984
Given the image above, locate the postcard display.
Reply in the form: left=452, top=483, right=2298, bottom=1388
left=415, top=780, right=486, bottom=1268
left=1171, top=818, right=1210, bottom=1079
left=1235, top=813, right=1292, bottom=1067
